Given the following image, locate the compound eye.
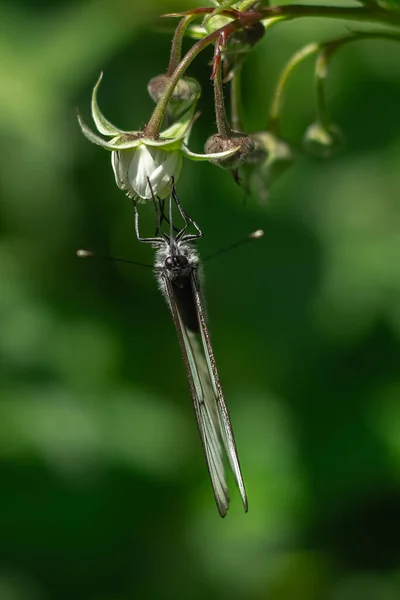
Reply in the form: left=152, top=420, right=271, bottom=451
left=165, top=256, right=174, bottom=270
left=176, top=255, right=188, bottom=267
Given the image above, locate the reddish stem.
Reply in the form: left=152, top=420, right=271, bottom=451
left=211, top=31, right=228, bottom=80
left=161, top=8, right=241, bottom=19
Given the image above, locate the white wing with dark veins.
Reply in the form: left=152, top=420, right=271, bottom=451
left=191, top=272, right=248, bottom=513
left=162, top=271, right=247, bottom=517
left=163, top=276, right=230, bottom=516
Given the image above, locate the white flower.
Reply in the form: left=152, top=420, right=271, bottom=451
left=111, top=144, right=182, bottom=200
left=78, top=73, right=238, bottom=201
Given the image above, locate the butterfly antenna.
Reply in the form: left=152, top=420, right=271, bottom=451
left=203, top=229, right=264, bottom=262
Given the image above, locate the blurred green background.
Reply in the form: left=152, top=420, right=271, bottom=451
left=1, top=0, right=400, bottom=599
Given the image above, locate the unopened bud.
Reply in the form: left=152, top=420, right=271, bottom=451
left=226, top=22, right=265, bottom=55
left=204, top=14, right=265, bottom=56
left=148, top=75, right=201, bottom=120
left=303, top=121, right=344, bottom=159
left=204, top=132, right=255, bottom=170
left=240, top=131, right=294, bottom=204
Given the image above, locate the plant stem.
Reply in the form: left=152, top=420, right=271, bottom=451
left=148, top=5, right=400, bottom=137
left=320, top=29, right=400, bottom=60
left=269, top=42, right=319, bottom=133
left=257, top=5, right=400, bottom=27
left=170, top=5, right=400, bottom=27
left=269, top=29, right=400, bottom=132
left=167, top=15, right=198, bottom=76
left=214, top=61, right=231, bottom=136
left=230, top=62, right=244, bottom=131
left=315, top=52, right=330, bottom=127
left=145, top=19, right=246, bottom=137
left=315, top=30, right=400, bottom=126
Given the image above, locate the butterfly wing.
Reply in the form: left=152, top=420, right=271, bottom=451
left=163, top=275, right=230, bottom=516
left=191, top=271, right=248, bottom=513
left=162, top=267, right=247, bottom=516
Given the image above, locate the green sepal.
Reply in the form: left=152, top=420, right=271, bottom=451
left=182, top=145, right=240, bottom=161
left=77, top=112, right=140, bottom=150
left=91, top=73, right=121, bottom=136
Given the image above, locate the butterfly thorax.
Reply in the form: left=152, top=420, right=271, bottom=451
left=155, top=241, right=201, bottom=333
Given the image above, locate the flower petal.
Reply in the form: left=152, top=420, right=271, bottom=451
left=111, top=151, right=120, bottom=186
left=129, top=145, right=155, bottom=198
left=149, top=150, right=182, bottom=199
left=111, top=150, right=133, bottom=192
left=126, top=145, right=182, bottom=199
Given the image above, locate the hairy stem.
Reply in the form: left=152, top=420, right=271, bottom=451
left=315, top=52, right=330, bottom=128
left=269, top=30, right=400, bottom=133
left=269, top=43, right=319, bottom=132
left=230, top=62, right=244, bottom=131
left=148, top=5, right=400, bottom=137
left=171, top=5, right=400, bottom=27
left=145, top=18, right=248, bottom=137
left=315, top=30, right=400, bottom=126
left=214, top=61, right=231, bottom=136
left=167, top=15, right=198, bottom=76
left=252, top=5, right=399, bottom=27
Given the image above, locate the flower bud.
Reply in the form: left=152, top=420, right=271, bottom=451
left=226, top=22, right=265, bottom=55
left=204, top=13, right=265, bottom=55
left=303, top=121, right=344, bottom=159
left=147, top=75, right=201, bottom=120
left=204, top=132, right=255, bottom=170
left=240, top=131, right=294, bottom=204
